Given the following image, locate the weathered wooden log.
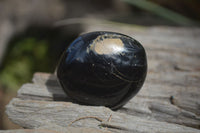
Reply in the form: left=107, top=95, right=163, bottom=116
left=0, top=127, right=111, bottom=133
left=5, top=22, right=200, bottom=133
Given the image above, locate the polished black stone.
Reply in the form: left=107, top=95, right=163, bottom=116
left=57, top=31, right=147, bottom=110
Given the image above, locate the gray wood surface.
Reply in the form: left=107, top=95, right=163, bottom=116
left=5, top=21, right=200, bottom=133
left=0, top=127, right=111, bottom=133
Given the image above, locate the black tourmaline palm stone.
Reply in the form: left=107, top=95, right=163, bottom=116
left=57, top=31, right=147, bottom=110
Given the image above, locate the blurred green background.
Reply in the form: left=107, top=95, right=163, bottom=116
left=0, top=0, right=199, bottom=129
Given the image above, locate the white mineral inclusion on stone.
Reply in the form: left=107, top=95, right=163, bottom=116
left=87, top=35, right=125, bottom=55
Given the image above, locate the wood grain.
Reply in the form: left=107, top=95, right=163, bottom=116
left=5, top=22, right=200, bottom=133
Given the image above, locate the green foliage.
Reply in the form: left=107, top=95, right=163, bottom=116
left=0, top=38, right=51, bottom=92
left=122, top=0, right=196, bottom=26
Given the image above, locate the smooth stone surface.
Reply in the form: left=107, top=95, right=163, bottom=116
left=57, top=31, right=147, bottom=110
